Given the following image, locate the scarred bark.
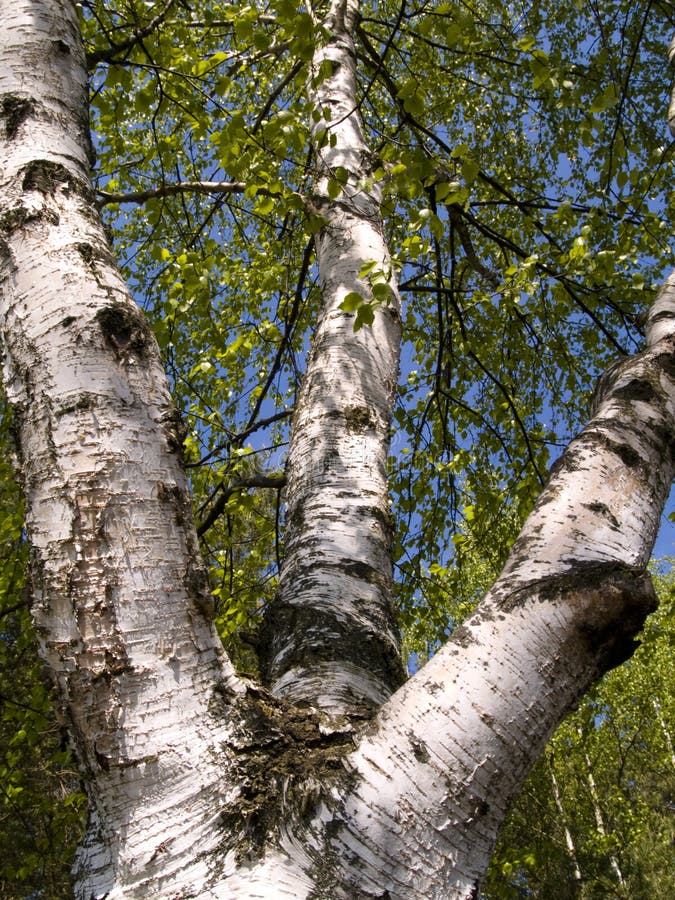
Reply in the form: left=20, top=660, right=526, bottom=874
left=0, top=2, right=673, bottom=899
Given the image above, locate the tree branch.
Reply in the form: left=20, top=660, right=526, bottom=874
left=86, top=0, right=178, bottom=68
left=197, top=473, right=287, bottom=538
left=97, top=180, right=247, bottom=206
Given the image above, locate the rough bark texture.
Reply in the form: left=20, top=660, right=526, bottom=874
left=259, top=0, right=406, bottom=716
left=293, top=291, right=673, bottom=898
left=0, top=3, right=245, bottom=896
left=0, top=2, right=673, bottom=899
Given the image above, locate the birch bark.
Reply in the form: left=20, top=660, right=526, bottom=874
left=1, top=2, right=674, bottom=899
left=294, top=284, right=674, bottom=898
left=583, top=750, right=625, bottom=888
left=0, top=3, right=246, bottom=896
left=259, top=0, right=406, bottom=716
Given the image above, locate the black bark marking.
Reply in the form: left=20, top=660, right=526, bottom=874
left=408, top=732, right=430, bottom=764
left=0, top=236, right=12, bottom=265
left=579, top=429, right=644, bottom=470
left=450, top=623, right=477, bottom=648
left=73, top=241, right=117, bottom=273
left=95, top=302, right=152, bottom=360
left=184, top=561, right=215, bottom=620
left=75, top=241, right=94, bottom=264
left=22, top=160, right=73, bottom=194
left=156, top=480, right=189, bottom=526
left=1, top=94, right=35, bottom=139
left=55, top=393, right=95, bottom=418
left=160, top=407, right=187, bottom=457
left=583, top=501, right=620, bottom=528
left=17, top=160, right=96, bottom=207
left=613, top=378, right=657, bottom=404
left=52, top=38, right=71, bottom=55
left=341, top=558, right=387, bottom=587
left=0, top=204, right=59, bottom=234
left=213, top=681, right=355, bottom=862
left=343, top=404, right=374, bottom=432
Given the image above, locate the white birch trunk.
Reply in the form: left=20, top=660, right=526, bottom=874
left=260, top=0, right=405, bottom=716
left=549, top=763, right=584, bottom=890
left=653, top=698, right=675, bottom=769
left=0, top=3, right=248, bottom=896
left=583, top=749, right=625, bottom=888
left=0, top=2, right=673, bottom=899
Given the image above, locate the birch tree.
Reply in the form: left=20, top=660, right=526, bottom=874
left=0, top=1, right=673, bottom=898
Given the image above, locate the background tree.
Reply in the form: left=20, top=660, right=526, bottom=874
left=483, top=565, right=675, bottom=899
left=0, top=0, right=673, bottom=897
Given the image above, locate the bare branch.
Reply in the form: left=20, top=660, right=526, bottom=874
left=197, top=473, right=287, bottom=538
left=97, top=180, right=247, bottom=206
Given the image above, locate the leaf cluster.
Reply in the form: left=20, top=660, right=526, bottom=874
left=79, top=0, right=675, bottom=645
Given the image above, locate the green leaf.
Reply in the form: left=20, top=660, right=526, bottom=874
left=339, top=291, right=365, bottom=312
left=327, top=178, right=342, bottom=199
left=358, top=260, right=379, bottom=278
left=589, top=84, right=619, bottom=113
left=354, top=303, right=375, bottom=331
left=515, top=35, right=537, bottom=52
left=461, top=157, right=480, bottom=185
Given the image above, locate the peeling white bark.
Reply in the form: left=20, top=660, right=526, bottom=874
left=261, top=0, right=405, bottom=715
left=0, top=3, right=245, bottom=897
left=1, top=3, right=674, bottom=899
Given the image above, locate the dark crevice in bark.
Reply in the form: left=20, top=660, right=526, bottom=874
left=323, top=404, right=377, bottom=431
left=0, top=203, right=59, bottom=234
left=184, top=559, right=216, bottom=621
left=582, top=500, right=620, bottom=528
left=95, top=301, right=153, bottom=361
left=0, top=93, right=35, bottom=139
left=73, top=239, right=117, bottom=273
left=159, top=406, right=188, bottom=458
left=18, top=159, right=97, bottom=206
left=612, top=377, right=658, bottom=404
left=258, top=602, right=406, bottom=709
left=22, top=159, right=74, bottom=193
left=572, top=569, right=658, bottom=671
left=654, top=344, right=675, bottom=376
left=212, top=680, right=357, bottom=863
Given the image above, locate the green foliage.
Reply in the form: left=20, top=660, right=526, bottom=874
left=79, top=0, right=674, bottom=646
